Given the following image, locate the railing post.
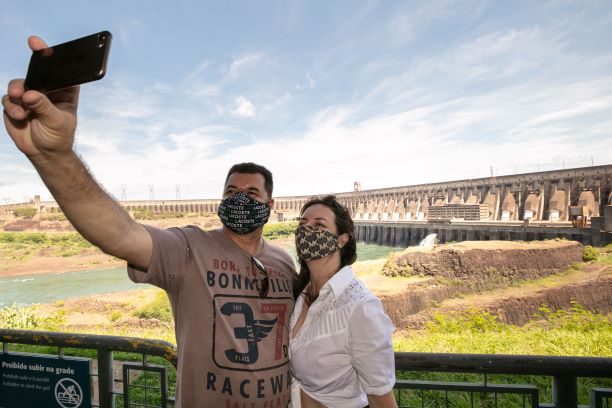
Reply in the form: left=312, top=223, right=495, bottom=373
left=552, top=375, right=578, bottom=408
left=98, top=348, right=115, bottom=408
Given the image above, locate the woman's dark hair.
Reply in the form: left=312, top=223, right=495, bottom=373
left=292, top=195, right=357, bottom=302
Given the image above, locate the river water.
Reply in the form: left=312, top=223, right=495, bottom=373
left=0, top=243, right=400, bottom=307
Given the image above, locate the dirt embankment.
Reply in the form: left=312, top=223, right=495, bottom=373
left=2, top=219, right=76, bottom=232
left=383, top=240, right=584, bottom=290
left=482, top=269, right=612, bottom=324
left=377, top=240, right=612, bottom=329
left=384, top=262, right=611, bottom=329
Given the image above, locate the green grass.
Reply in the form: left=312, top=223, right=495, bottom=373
left=394, top=371, right=612, bottom=407
left=394, top=304, right=612, bottom=406
left=598, top=252, right=612, bottom=266
left=394, top=304, right=612, bottom=356
left=0, top=232, right=93, bottom=260
left=116, top=364, right=176, bottom=408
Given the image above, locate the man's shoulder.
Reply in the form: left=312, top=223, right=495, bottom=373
left=147, top=224, right=222, bottom=245
left=175, top=225, right=219, bottom=237
left=264, top=240, right=293, bottom=260
left=263, top=240, right=297, bottom=277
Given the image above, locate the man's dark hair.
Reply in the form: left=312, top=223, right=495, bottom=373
left=225, top=162, right=274, bottom=198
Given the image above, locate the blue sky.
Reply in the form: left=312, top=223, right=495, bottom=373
left=1, top=0, right=611, bottom=203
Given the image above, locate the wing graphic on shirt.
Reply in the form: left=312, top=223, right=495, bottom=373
left=253, top=317, right=278, bottom=343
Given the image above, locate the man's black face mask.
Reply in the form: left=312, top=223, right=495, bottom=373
left=217, top=192, right=270, bottom=235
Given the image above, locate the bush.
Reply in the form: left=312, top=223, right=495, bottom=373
left=133, top=209, right=184, bottom=220
left=0, top=304, right=64, bottom=330
left=382, top=254, right=414, bottom=277
left=109, top=311, right=122, bottom=322
left=425, top=309, right=506, bottom=334
left=263, top=222, right=298, bottom=239
left=583, top=245, right=599, bottom=262
left=134, top=291, right=173, bottom=322
left=41, top=213, right=67, bottom=221
left=0, top=232, right=91, bottom=246
left=133, top=209, right=154, bottom=220
left=0, top=304, right=39, bottom=329
left=13, top=207, right=37, bottom=219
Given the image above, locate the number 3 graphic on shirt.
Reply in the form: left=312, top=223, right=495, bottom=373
left=220, top=302, right=278, bottom=365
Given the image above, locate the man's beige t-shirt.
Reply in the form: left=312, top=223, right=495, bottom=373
left=128, top=225, right=296, bottom=408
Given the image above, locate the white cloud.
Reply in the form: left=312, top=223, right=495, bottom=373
left=0, top=180, right=49, bottom=204
left=232, top=96, right=256, bottom=118
left=2, top=2, right=612, bottom=204
left=187, top=84, right=220, bottom=97
left=185, top=60, right=212, bottom=81
left=295, top=73, right=316, bottom=90
left=227, top=53, right=264, bottom=80
left=118, top=18, right=144, bottom=48
left=82, top=83, right=160, bottom=119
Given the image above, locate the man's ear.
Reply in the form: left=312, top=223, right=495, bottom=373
left=268, top=199, right=275, bottom=210
left=338, top=233, right=349, bottom=248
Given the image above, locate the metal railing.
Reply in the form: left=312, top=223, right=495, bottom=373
left=1, top=329, right=176, bottom=408
left=2, top=329, right=611, bottom=408
left=394, top=352, right=612, bottom=408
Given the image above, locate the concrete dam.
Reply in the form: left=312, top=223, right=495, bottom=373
left=2, top=165, right=611, bottom=246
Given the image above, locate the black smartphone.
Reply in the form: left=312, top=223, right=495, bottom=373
left=24, top=31, right=112, bottom=93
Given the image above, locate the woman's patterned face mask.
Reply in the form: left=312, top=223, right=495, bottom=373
left=295, top=224, right=339, bottom=262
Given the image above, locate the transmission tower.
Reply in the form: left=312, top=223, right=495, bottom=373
left=120, top=184, right=127, bottom=201
left=149, top=185, right=155, bottom=201
left=175, top=185, right=181, bottom=200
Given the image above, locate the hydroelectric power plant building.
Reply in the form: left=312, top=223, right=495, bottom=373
left=2, top=165, right=611, bottom=246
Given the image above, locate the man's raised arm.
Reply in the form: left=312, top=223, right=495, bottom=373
left=2, top=36, right=152, bottom=269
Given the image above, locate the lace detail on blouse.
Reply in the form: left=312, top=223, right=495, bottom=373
left=291, top=278, right=373, bottom=350
left=330, top=279, right=370, bottom=309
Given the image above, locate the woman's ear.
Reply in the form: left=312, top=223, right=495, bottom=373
left=338, top=233, right=349, bottom=248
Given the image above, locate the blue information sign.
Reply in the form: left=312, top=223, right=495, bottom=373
left=0, top=352, right=91, bottom=408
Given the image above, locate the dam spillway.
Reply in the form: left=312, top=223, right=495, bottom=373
left=353, top=220, right=606, bottom=247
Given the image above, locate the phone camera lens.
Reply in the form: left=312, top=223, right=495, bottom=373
left=98, top=33, right=107, bottom=48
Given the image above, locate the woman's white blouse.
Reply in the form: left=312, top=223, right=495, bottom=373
left=289, top=265, right=395, bottom=408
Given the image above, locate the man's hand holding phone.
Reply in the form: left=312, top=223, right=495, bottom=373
left=3, top=36, right=80, bottom=160
left=2, top=32, right=152, bottom=271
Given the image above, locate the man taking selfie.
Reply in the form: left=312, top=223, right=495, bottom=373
left=2, top=35, right=297, bottom=408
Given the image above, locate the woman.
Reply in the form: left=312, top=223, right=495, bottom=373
left=290, top=195, right=397, bottom=408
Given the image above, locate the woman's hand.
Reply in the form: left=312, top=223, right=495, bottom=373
left=367, top=391, right=398, bottom=408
